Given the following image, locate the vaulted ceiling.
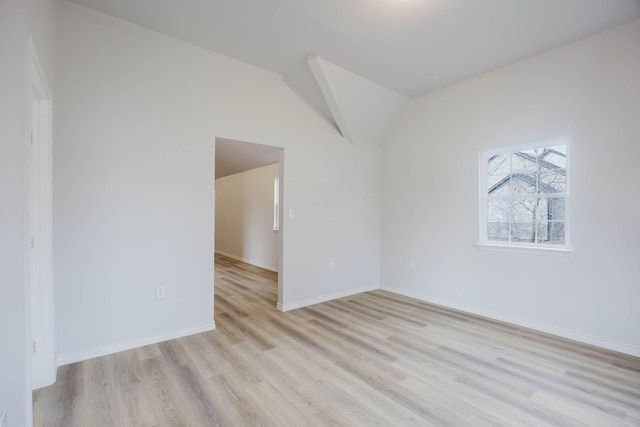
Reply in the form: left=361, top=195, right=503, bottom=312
left=69, top=0, right=640, bottom=121
left=215, top=138, right=281, bottom=179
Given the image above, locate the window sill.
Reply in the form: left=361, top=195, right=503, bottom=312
left=475, top=242, right=573, bottom=256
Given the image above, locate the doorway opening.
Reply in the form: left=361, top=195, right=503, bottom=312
left=213, top=137, right=284, bottom=323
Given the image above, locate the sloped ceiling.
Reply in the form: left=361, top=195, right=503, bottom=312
left=215, top=138, right=280, bottom=180
left=69, top=0, right=640, bottom=127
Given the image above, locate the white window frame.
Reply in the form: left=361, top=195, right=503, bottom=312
left=478, top=138, right=571, bottom=254
left=273, top=175, right=280, bottom=231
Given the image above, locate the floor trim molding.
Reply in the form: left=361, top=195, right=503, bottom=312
left=215, top=250, right=277, bottom=272
left=277, top=284, right=379, bottom=312
left=382, top=286, right=640, bottom=358
left=56, top=322, right=216, bottom=366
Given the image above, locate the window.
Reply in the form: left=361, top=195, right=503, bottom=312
left=273, top=175, right=280, bottom=231
left=480, top=139, right=569, bottom=248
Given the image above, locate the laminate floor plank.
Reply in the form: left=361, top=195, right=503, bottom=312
left=264, top=343, right=429, bottom=427
left=34, top=254, right=640, bottom=426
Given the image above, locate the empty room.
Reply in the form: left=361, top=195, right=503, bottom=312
left=2, top=0, right=640, bottom=426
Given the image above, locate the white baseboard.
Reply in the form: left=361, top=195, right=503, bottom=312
left=56, top=322, right=216, bottom=366
left=215, top=250, right=277, bottom=272
left=381, top=286, right=640, bottom=358
left=278, top=284, right=380, bottom=312
left=32, top=374, right=56, bottom=391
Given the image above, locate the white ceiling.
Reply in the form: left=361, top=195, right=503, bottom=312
left=69, top=0, right=640, bottom=120
left=215, top=138, right=280, bottom=179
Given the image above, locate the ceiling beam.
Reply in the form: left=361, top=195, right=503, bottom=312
left=307, top=54, right=355, bottom=144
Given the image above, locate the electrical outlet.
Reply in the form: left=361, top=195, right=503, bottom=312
left=410, top=259, right=416, bottom=270
left=155, top=286, right=166, bottom=299
left=329, top=261, right=335, bottom=270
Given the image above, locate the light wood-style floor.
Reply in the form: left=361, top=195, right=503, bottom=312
left=34, top=254, right=640, bottom=426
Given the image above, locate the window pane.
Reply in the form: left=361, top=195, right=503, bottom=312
left=535, top=222, right=565, bottom=244
left=487, top=199, right=510, bottom=241
left=512, top=199, right=537, bottom=221
left=542, top=145, right=566, bottom=169
left=510, top=149, right=537, bottom=195
left=511, top=199, right=536, bottom=243
left=536, top=221, right=565, bottom=244
left=549, top=221, right=566, bottom=244
left=536, top=197, right=565, bottom=221
left=512, top=148, right=538, bottom=162
left=538, top=169, right=566, bottom=193
left=510, top=220, right=534, bottom=242
left=538, top=145, right=566, bottom=193
left=534, top=198, right=548, bottom=220
left=511, top=171, right=538, bottom=194
left=488, top=154, right=510, bottom=194
left=535, top=222, right=550, bottom=243
left=512, top=149, right=539, bottom=172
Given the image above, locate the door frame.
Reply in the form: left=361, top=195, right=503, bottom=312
left=26, top=36, right=56, bottom=394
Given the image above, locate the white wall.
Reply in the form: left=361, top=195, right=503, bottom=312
left=54, top=1, right=381, bottom=363
left=0, top=0, right=56, bottom=425
left=215, top=163, right=280, bottom=271
left=381, top=20, right=640, bottom=355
